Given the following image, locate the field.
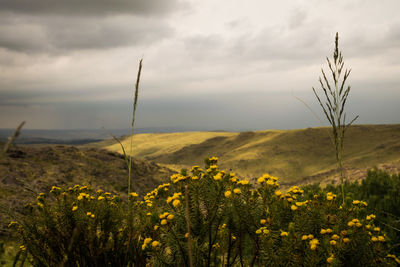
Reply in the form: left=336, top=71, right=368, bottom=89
left=100, top=124, right=400, bottom=185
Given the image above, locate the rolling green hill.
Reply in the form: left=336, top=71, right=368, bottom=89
left=102, top=124, right=400, bottom=185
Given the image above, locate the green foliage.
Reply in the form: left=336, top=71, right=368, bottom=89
left=10, top=159, right=400, bottom=266
left=303, top=168, right=400, bottom=255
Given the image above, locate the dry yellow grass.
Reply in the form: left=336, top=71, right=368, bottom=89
left=106, top=131, right=238, bottom=159
left=102, top=125, right=400, bottom=184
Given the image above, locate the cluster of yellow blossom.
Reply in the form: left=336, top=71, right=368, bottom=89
left=142, top=237, right=160, bottom=250
left=257, top=173, right=279, bottom=187
left=366, top=214, right=376, bottom=221
left=77, top=193, right=90, bottom=201
left=327, top=254, right=334, bottom=264
left=301, top=234, right=315, bottom=241
left=233, top=188, right=241, bottom=195
left=72, top=205, right=78, bottom=211
left=166, top=192, right=182, bottom=208
left=320, top=228, right=333, bottom=234
left=214, top=172, right=223, bottom=181
left=387, top=254, right=400, bottom=264
left=224, top=190, right=232, bottom=198
left=255, top=227, right=270, bottom=235
left=307, top=237, right=319, bottom=250
left=8, top=221, right=18, bottom=228
left=287, top=186, right=304, bottom=195
left=347, top=218, right=362, bottom=228
left=159, top=212, right=174, bottom=226
left=50, top=186, right=61, bottom=193
left=86, top=212, right=95, bottom=218
left=190, top=165, right=202, bottom=173
left=237, top=179, right=250, bottom=186
left=352, top=200, right=368, bottom=207
left=170, top=174, right=188, bottom=184
left=212, top=243, right=220, bottom=249
left=280, top=231, right=289, bottom=237
left=229, top=173, right=238, bottom=183
left=326, top=192, right=336, bottom=201
left=371, top=236, right=385, bottom=242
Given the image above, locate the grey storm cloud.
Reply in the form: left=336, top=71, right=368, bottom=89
left=0, top=0, right=183, bottom=53
left=0, top=0, right=185, bottom=16
left=0, top=16, right=173, bottom=53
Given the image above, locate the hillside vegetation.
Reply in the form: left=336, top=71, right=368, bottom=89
left=103, top=124, right=400, bottom=184
left=0, top=145, right=173, bottom=235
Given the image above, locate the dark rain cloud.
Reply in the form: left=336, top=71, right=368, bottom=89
left=0, top=0, right=183, bottom=53
left=0, top=0, right=185, bottom=17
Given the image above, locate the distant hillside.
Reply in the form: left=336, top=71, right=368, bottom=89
left=102, top=124, right=400, bottom=185
left=0, top=145, right=173, bottom=235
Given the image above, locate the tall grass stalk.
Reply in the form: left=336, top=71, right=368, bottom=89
left=128, top=59, right=143, bottom=197
left=312, top=33, right=358, bottom=203
left=0, top=121, right=25, bottom=159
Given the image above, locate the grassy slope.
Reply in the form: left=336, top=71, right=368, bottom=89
left=0, top=145, right=174, bottom=237
left=103, top=125, right=400, bottom=184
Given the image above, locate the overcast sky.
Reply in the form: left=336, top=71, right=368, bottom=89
left=0, top=0, right=399, bottom=130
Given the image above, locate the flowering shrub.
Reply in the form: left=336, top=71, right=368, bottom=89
left=11, top=158, right=400, bottom=266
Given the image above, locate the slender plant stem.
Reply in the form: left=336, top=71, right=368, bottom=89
left=184, top=185, right=194, bottom=267
left=128, top=59, right=143, bottom=198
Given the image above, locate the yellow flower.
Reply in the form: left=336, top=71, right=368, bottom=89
left=327, top=254, right=334, bottom=264
left=20, top=245, right=26, bottom=251
left=144, top=237, right=152, bottom=244
left=233, top=188, right=241, bottom=194
left=72, top=206, right=78, bottom=212
left=371, top=236, right=378, bottom=242
left=378, top=236, right=385, bottom=242
left=330, top=240, right=337, bottom=246
left=161, top=219, right=168, bottom=225
left=320, top=229, right=327, bottom=234
left=212, top=243, right=220, bottom=249
left=98, top=196, right=105, bottom=201
left=291, top=205, right=298, bottom=211
left=373, top=227, right=380, bottom=232
left=146, top=212, right=152, bottom=216
left=343, top=238, right=350, bottom=243
left=301, top=235, right=308, bottom=241
left=256, top=229, right=262, bottom=234
left=130, top=192, right=139, bottom=197
left=257, top=177, right=265, bottom=184
left=281, top=231, right=288, bottom=237
left=266, top=180, right=275, bottom=186
left=260, top=219, right=267, bottom=225
left=331, top=234, right=339, bottom=240
left=237, top=179, right=249, bottom=185
left=213, top=173, right=223, bottom=181
left=192, top=176, right=199, bottom=180
left=154, top=225, right=159, bottom=230
left=167, top=214, right=174, bottom=220
left=8, top=221, right=18, bottom=228
left=224, top=191, right=232, bottom=198
left=172, top=199, right=181, bottom=208
left=352, top=200, right=360, bottom=205
left=151, top=241, right=160, bottom=248
left=275, top=190, right=282, bottom=197
left=347, top=221, right=355, bottom=227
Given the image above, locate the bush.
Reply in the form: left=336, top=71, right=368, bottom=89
left=11, top=158, right=400, bottom=266
left=303, top=168, right=400, bottom=255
